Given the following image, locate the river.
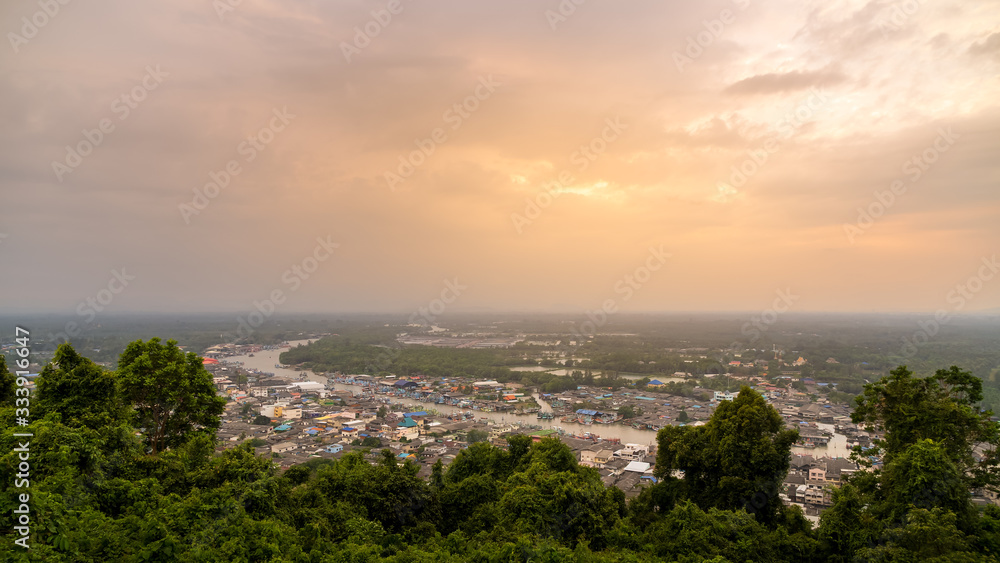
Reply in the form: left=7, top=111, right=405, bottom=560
left=790, top=423, right=852, bottom=458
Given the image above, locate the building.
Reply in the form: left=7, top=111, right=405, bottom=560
left=271, top=442, right=298, bottom=454
left=713, top=391, right=738, bottom=402
left=593, top=449, right=614, bottom=468
left=808, top=467, right=826, bottom=482
left=623, top=461, right=652, bottom=473
left=616, top=444, right=650, bottom=461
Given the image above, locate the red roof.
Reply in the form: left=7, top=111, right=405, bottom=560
left=202, top=358, right=219, bottom=364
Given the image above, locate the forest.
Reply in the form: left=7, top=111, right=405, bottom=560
left=4, top=338, right=1000, bottom=561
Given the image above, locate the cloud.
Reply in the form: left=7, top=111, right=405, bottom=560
left=969, top=32, right=1000, bottom=59
left=723, top=68, right=848, bottom=96
left=0, top=0, right=998, bottom=315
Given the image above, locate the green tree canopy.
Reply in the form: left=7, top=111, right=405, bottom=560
left=0, top=355, right=17, bottom=406
left=655, top=386, right=798, bottom=525
left=851, top=365, right=1000, bottom=491
left=117, top=338, right=226, bottom=454
left=35, top=343, right=130, bottom=429
left=618, top=405, right=640, bottom=419
left=467, top=428, right=490, bottom=443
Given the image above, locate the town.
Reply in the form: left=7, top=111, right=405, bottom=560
left=199, top=337, right=996, bottom=521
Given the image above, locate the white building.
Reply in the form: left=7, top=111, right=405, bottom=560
left=616, top=443, right=650, bottom=461
left=714, top=391, right=738, bottom=402
left=623, top=461, right=652, bottom=473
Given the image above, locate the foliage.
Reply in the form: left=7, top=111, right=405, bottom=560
left=6, top=345, right=1000, bottom=562
left=618, top=405, right=640, bottom=419
left=34, top=343, right=131, bottom=430
left=655, top=387, right=798, bottom=526
left=466, top=428, right=490, bottom=443
left=116, top=338, right=226, bottom=454
left=0, top=354, right=16, bottom=406
left=851, top=365, right=1000, bottom=491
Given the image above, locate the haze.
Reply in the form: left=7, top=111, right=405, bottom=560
left=2, top=0, right=999, bottom=316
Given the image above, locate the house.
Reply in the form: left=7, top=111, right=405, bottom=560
left=808, top=467, right=826, bottom=482
left=271, top=442, right=298, bottom=454
left=261, top=403, right=285, bottom=418
left=395, top=427, right=420, bottom=441
left=324, top=444, right=343, bottom=454
left=797, top=404, right=824, bottom=419
left=623, top=461, right=652, bottom=473
left=594, top=449, right=614, bottom=468
left=647, top=379, right=665, bottom=389
left=713, top=391, right=738, bottom=402
left=616, top=444, right=650, bottom=461
left=490, top=436, right=510, bottom=448
left=580, top=449, right=599, bottom=467
left=805, top=486, right=831, bottom=505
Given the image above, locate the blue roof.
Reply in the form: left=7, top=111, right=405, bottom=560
left=576, top=409, right=598, bottom=415
left=648, top=379, right=664, bottom=385
left=398, top=417, right=417, bottom=427
left=275, top=424, right=291, bottom=431
left=404, top=411, right=428, bottom=417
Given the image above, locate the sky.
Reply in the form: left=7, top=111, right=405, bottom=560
left=1, top=0, right=999, bottom=317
